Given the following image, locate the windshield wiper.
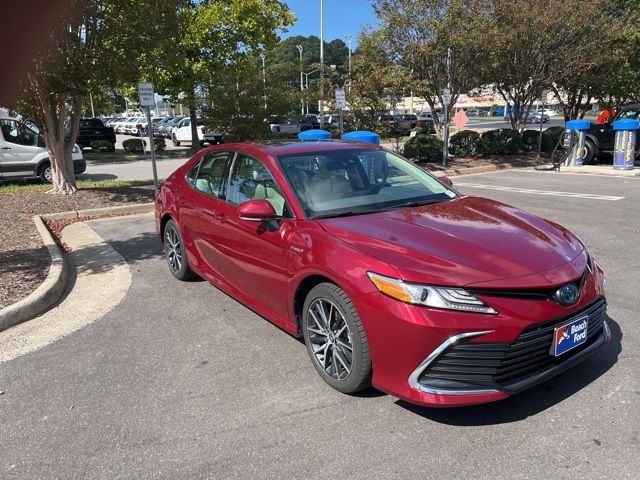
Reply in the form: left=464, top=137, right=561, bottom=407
left=383, top=199, right=446, bottom=211
left=312, top=210, right=373, bottom=219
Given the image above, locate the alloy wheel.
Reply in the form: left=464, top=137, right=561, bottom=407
left=306, top=298, right=353, bottom=380
left=164, top=226, right=183, bottom=273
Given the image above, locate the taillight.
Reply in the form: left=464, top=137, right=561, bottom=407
left=200, top=126, right=206, bottom=134
left=276, top=126, right=281, bottom=132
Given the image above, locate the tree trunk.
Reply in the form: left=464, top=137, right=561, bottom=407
left=33, top=77, right=81, bottom=194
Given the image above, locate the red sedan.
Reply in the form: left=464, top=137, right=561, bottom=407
left=155, top=140, right=609, bottom=407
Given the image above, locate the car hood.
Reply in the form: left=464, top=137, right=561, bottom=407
left=318, top=196, right=586, bottom=288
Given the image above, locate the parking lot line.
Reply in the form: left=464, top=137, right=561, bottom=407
left=455, top=182, right=625, bottom=201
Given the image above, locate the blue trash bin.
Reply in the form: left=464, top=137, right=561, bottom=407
left=341, top=130, right=380, bottom=145
left=298, top=129, right=331, bottom=141
left=613, top=119, right=639, bottom=170
left=565, top=120, right=590, bottom=166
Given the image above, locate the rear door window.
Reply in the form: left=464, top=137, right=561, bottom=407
left=189, top=151, right=231, bottom=198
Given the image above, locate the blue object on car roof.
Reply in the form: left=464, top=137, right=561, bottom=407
left=565, top=120, right=590, bottom=130
left=298, top=129, right=331, bottom=141
left=613, top=119, right=640, bottom=131
left=341, top=130, right=380, bottom=145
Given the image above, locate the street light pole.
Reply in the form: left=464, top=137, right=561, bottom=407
left=345, top=34, right=353, bottom=93
left=443, top=47, right=452, bottom=168
left=259, top=53, right=267, bottom=111
left=296, top=45, right=304, bottom=115
left=319, top=0, right=324, bottom=129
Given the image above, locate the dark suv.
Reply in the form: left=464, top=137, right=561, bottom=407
left=582, top=103, right=640, bottom=163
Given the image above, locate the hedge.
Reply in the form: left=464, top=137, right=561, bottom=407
left=521, top=130, right=541, bottom=152
left=403, top=134, right=444, bottom=163
left=477, top=129, right=523, bottom=155
left=541, top=126, right=565, bottom=151
left=90, top=140, right=115, bottom=152
left=449, top=130, right=481, bottom=157
left=122, top=137, right=166, bottom=153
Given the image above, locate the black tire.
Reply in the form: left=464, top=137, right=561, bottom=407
left=172, top=135, right=180, bottom=147
left=199, top=140, right=206, bottom=148
left=38, top=162, right=52, bottom=183
left=163, top=219, right=194, bottom=280
left=302, top=283, right=371, bottom=394
left=583, top=139, right=598, bottom=165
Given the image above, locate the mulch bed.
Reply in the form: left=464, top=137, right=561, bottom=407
left=420, top=152, right=552, bottom=173
left=0, top=187, right=154, bottom=310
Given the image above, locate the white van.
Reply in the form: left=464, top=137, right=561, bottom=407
left=0, top=113, right=85, bottom=183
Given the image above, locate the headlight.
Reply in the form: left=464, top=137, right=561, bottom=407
left=367, top=272, right=497, bottom=314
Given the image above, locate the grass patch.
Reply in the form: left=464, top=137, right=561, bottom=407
left=84, top=149, right=191, bottom=162
left=0, top=179, right=155, bottom=195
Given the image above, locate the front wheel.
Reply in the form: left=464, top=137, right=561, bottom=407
left=38, top=162, right=52, bottom=183
left=583, top=139, right=598, bottom=165
left=302, top=283, right=372, bottom=394
left=172, top=135, right=180, bottom=147
left=163, top=219, right=194, bottom=280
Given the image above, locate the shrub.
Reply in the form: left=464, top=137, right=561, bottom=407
left=122, top=138, right=146, bottom=153
left=122, top=137, right=166, bottom=152
left=521, top=130, right=542, bottom=152
left=541, top=126, right=565, bottom=151
left=403, top=134, right=444, bottom=163
left=449, top=130, right=480, bottom=157
left=477, top=129, right=523, bottom=155
left=90, top=140, right=115, bottom=152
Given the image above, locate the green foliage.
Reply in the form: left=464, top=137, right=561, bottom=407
left=477, top=129, right=523, bottom=156
left=541, top=126, right=565, bottom=151
left=449, top=130, right=481, bottom=157
left=403, top=134, right=444, bottom=163
left=123, top=138, right=146, bottom=153
left=520, top=130, right=541, bottom=152
left=90, top=140, right=115, bottom=152
left=154, top=137, right=166, bottom=151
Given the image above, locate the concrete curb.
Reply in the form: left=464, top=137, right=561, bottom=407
left=0, top=203, right=154, bottom=332
left=40, top=202, right=155, bottom=221
left=0, top=216, right=70, bottom=331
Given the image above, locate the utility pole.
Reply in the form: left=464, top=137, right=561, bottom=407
left=442, top=47, right=452, bottom=168
left=259, top=53, right=267, bottom=111
left=345, top=34, right=353, bottom=93
left=296, top=45, right=304, bottom=115
left=89, top=92, right=95, bottom=118
left=319, top=0, right=324, bottom=128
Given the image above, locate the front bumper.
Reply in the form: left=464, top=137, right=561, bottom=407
left=355, top=268, right=608, bottom=407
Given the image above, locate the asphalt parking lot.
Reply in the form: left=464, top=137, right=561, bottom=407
left=0, top=170, right=638, bottom=479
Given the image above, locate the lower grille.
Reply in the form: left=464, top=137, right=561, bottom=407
left=418, top=299, right=607, bottom=391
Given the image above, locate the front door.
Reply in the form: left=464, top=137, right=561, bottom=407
left=216, top=152, right=292, bottom=318
left=0, top=119, right=41, bottom=178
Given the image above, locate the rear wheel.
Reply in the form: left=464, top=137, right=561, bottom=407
left=172, top=135, right=180, bottom=147
left=38, top=162, right=52, bottom=183
left=583, top=139, right=598, bottom=165
left=199, top=140, right=205, bottom=148
left=302, top=283, right=371, bottom=394
left=163, top=219, right=194, bottom=280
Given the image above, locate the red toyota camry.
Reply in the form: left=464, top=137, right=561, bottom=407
left=155, top=139, right=609, bottom=407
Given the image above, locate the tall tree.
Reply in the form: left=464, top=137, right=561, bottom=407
left=14, top=0, right=179, bottom=193
left=147, top=0, right=294, bottom=150
left=372, top=0, right=493, bottom=137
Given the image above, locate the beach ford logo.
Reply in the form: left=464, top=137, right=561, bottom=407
left=555, top=283, right=580, bottom=306
left=552, top=316, right=589, bottom=356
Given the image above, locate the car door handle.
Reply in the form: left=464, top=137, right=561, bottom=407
left=1, top=147, right=11, bottom=150
left=214, top=213, right=227, bottom=224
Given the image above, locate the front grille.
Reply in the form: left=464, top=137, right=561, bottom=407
left=418, top=299, right=607, bottom=391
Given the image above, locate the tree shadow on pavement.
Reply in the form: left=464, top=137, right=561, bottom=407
left=395, top=316, right=622, bottom=425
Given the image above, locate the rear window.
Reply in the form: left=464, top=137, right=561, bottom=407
left=79, top=119, right=104, bottom=128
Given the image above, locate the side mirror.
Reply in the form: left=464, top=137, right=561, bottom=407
left=238, top=199, right=277, bottom=222
left=439, top=176, right=454, bottom=187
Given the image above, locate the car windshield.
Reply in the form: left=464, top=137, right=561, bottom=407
left=278, top=148, right=456, bottom=219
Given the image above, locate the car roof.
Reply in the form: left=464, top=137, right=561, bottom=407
left=226, top=139, right=384, bottom=157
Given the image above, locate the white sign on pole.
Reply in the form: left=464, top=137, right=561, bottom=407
left=335, top=89, right=346, bottom=109
left=442, top=88, right=451, bottom=106
left=138, top=82, right=155, bottom=107
left=540, top=89, right=549, bottom=105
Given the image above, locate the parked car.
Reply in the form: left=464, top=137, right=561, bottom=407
left=529, top=111, right=550, bottom=124
left=415, top=113, right=436, bottom=134
left=1, top=114, right=85, bottom=182
left=300, top=115, right=320, bottom=131
left=171, top=118, right=222, bottom=147
left=269, top=116, right=301, bottom=135
left=578, top=103, right=640, bottom=164
left=399, top=114, right=418, bottom=128
left=113, top=117, right=133, bottom=134
left=153, top=117, right=175, bottom=136
left=155, top=140, right=609, bottom=408
left=125, top=117, right=146, bottom=135
left=70, top=118, right=116, bottom=149
left=160, top=116, right=184, bottom=138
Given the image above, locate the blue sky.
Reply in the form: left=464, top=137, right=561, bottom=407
left=281, top=0, right=378, bottom=45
